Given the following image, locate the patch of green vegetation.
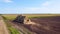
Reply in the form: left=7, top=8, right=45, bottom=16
left=4, top=16, right=16, bottom=20
left=28, top=16, right=51, bottom=18
left=2, top=15, right=17, bottom=20
left=28, top=15, right=60, bottom=18
left=8, top=27, right=20, bottom=34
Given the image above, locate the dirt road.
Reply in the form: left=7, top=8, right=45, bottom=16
left=0, top=16, right=9, bottom=34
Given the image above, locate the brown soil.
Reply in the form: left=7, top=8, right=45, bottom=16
left=23, top=16, right=60, bottom=34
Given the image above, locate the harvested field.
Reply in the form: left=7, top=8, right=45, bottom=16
left=23, top=16, right=60, bottom=34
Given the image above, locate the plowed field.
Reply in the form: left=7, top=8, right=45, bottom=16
left=23, top=16, right=60, bottom=34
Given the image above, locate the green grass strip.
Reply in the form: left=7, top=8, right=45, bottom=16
left=8, top=27, right=20, bottom=34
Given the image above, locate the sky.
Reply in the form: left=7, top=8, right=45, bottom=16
left=0, top=0, right=60, bottom=14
